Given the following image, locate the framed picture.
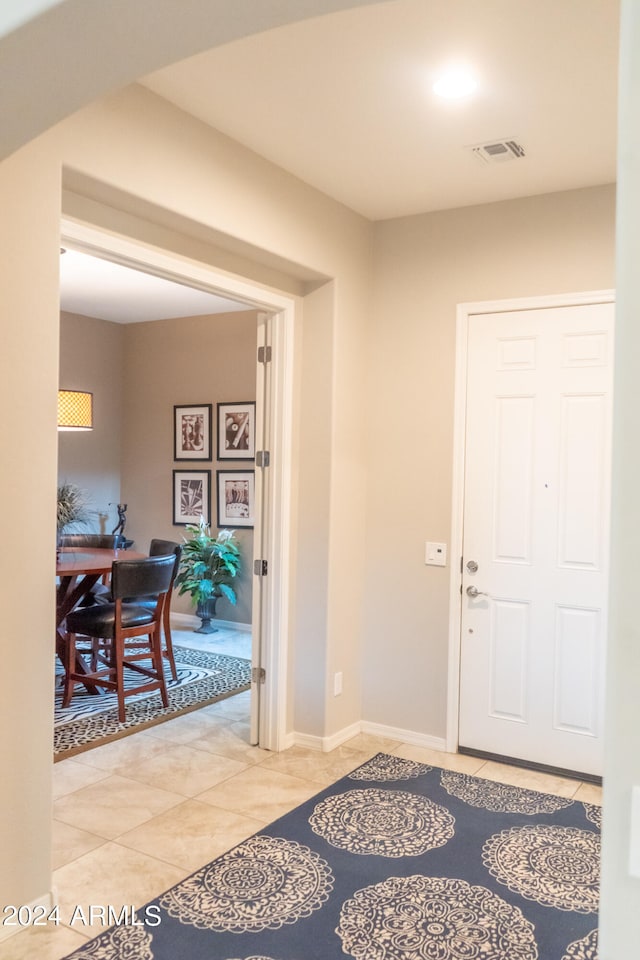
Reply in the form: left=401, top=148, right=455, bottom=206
left=173, top=470, right=211, bottom=525
left=174, top=404, right=212, bottom=461
left=217, top=470, right=255, bottom=528
left=217, top=401, right=256, bottom=460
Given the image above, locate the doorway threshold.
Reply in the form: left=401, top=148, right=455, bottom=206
left=458, top=746, right=602, bottom=786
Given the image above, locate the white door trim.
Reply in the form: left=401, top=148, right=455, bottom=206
left=447, top=288, right=616, bottom=754
left=60, top=217, right=297, bottom=752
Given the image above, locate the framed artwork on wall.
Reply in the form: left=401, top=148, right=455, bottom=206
left=217, top=401, right=256, bottom=460
left=217, top=470, right=255, bottom=528
left=174, top=404, right=212, bottom=461
left=173, top=470, right=211, bottom=525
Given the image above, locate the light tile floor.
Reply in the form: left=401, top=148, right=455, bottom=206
left=1, top=626, right=602, bottom=959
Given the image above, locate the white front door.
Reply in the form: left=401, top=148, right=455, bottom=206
left=458, top=299, right=614, bottom=777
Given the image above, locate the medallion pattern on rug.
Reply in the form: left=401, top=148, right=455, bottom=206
left=160, top=835, right=333, bottom=932
left=348, top=754, right=432, bottom=781
left=309, top=787, right=455, bottom=857
left=584, top=803, right=602, bottom=830
left=482, top=824, right=600, bottom=912
left=441, top=770, right=574, bottom=815
left=562, top=929, right=599, bottom=960
left=64, top=925, right=154, bottom=959
left=337, top=874, right=538, bottom=960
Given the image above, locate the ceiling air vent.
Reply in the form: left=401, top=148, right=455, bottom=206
left=471, top=139, right=526, bottom=164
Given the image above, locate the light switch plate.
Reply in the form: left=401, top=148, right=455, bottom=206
left=425, top=542, right=447, bottom=567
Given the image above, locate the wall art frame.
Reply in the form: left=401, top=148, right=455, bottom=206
left=217, top=401, right=256, bottom=460
left=174, top=403, right=212, bottom=461
left=217, top=470, right=255, bottom=528
left=173, top=469, right=211, bottom=525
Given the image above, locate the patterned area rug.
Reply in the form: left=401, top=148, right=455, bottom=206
left=61, top=754, right=600, bottom=959
left=54, top=647, right=251, bottom=760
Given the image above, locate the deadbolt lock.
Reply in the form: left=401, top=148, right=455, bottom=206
left=466, top=560, right=478, bottom=574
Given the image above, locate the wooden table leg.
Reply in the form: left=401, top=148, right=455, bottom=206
left=56, top=573, right=105, bottom=696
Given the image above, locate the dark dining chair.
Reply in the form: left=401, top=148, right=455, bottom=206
left=93, top=539, right=182, bottom=680
left=148, top=539, right=182, bottom=681
left=58, top=533, right=120, bottom=549
left=62, top=554, right=175, bottom=722
left=58, top=533, right=120, bottom=602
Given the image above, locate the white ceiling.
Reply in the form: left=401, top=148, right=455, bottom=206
left=142, top=0, right=619, bottom=221
left=61, top=0, right=619, bottom=322
left=59, top=249, right=249, bottom=323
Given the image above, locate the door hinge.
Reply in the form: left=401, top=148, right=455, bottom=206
left=251, top=666, right=266, bottom=684
left=254, top=559, right=268, bottom=576
left=256, top=450, right=270, bottom=467
left=258, top=345, right=272, bottom=364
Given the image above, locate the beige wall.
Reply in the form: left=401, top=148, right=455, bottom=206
left=58, top=311, right=124, bottom=527
left=121, top=310, right=258, bottom=624
left=364, top=184, right=616, bottom=738
left=293, top=281, right=334, bottom=734
left=0, top=135, right=60, bottom=910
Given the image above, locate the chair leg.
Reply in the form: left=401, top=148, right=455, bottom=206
left=90, top=638, right=101, bottom=671
left=151, top=627, right=169, bottom=708
left=61, top=632, right=76, bottom=708
left=162, top=600, right=178, bottom=681
left=114, top=632, right=126, bottom=723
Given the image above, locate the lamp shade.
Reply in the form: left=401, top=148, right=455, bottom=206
left=58, top=390, right=93, bottom=430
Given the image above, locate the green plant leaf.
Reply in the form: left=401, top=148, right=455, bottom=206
left=176, top=521, right=242, bottom=608
left=218, top=582, right=237, bottom=604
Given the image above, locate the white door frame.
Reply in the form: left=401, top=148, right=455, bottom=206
left=60, top=217, right=296, bottom=752
left=446, top=288, right=616, bottom=754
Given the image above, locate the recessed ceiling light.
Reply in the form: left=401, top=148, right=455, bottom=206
left=433, top=65, right=478, bottom=100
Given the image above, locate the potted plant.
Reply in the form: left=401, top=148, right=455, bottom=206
left=56, top=481, right=92, bottom=554
left=175, top=516, right=241, bottom=633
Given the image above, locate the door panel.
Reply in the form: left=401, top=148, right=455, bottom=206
left=459, top=301, right=614, bottom=776
left=489, top=599, right=529, bottom=721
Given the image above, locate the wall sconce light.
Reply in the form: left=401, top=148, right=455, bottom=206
left=57, top=390, right=93, bottom=431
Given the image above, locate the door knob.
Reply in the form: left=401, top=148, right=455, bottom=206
left=466, top=585, right=489, bottom=598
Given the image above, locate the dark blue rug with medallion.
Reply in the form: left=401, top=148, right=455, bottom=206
left=62, top=754, right=600, bottom=960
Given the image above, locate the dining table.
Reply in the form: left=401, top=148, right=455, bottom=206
left=56, top=546, right=146, bottom=693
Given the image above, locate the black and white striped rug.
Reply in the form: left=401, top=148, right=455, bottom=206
left=54, top=646, right=251, bottom=760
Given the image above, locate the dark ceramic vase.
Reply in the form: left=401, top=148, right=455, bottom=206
left=195, top=595, right=219, bottom=634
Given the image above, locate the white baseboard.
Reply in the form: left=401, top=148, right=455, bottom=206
left=289, top=721, right=446, bottom=755
left=290, top=731, right=324, bottom=751
left=0, top=890, right=57, bottom=943
left=170, top=612, right=251, bottom=632
left=281, top=730, right=297, bottom=750
left=321, top=722, right=363, bottom=753
left=361, top=720, right=447, bottom=753
left=291, top=722, right=362, bottom=753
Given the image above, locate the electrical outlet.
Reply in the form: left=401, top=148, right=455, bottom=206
left=334, top=672, right=343, bottom=696
left=425, top=542, right=447, bottom=567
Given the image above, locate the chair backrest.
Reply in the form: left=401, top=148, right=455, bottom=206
left=111, top=555, right=175, bottom=602
left=149, top=538, right=181, bottom=558
left=59, top=533, right=120, bottom=549
left=149, top=538, right=182, bottom=582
